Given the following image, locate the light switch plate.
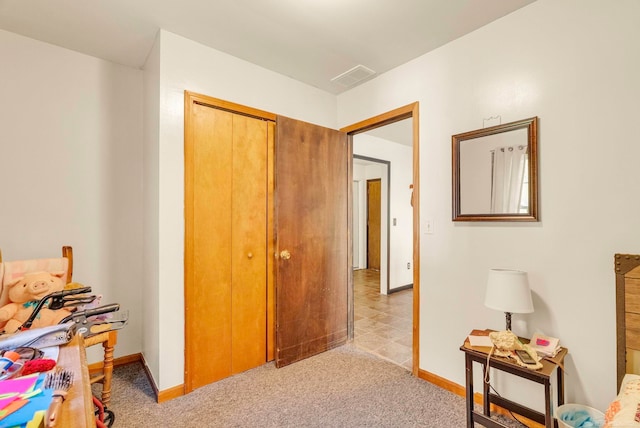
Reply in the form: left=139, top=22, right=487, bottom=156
left=425, top=219, right=434, bottom=234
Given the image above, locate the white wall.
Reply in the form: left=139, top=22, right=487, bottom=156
left=354, top=136, right=414, bottom=291
left=5, top=0, right=638, bottom=410
left=0, top=29, right=144, bottom=362
left=142, top=31, right=161, bottom=385
left=148, top=30, right=338, bottom=390
left=338, top=0, right=640, bottom=411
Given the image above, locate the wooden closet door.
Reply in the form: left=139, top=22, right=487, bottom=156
left=185, top=101, right=270, bottom=391
left=188, top=104, right=234, bottom=389
left=231, top=114, right=268, bottom=374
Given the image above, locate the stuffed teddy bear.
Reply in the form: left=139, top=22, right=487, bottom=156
left=0, top=271, right=73, bottom=334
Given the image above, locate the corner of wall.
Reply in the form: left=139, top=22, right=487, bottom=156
left=142, top=29, right=162, bottom=385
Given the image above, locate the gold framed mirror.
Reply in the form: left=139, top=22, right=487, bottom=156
left=452, top=117, right=538, bottom=222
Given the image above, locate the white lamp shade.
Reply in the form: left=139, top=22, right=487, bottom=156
left=484, top=269, right=534, bottom=314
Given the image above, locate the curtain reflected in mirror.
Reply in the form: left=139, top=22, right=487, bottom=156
left=490, top=144, right=528, bottom=214
left=452, top=117, right=538, bottom=222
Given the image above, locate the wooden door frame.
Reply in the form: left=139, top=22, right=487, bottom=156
left=354, top=155, right=391, bottom=293
left=340, top=102, right=420, bottom=377
left=184, top=91, right=277, bottom=393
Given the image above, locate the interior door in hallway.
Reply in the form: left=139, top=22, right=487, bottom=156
left=367, top=179, right=381, bottom=271
left=185, top=101, right=271, bottom=391
left=275, top=115, right=349, bottom=367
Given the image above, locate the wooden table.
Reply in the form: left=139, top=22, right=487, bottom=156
left=57, top=334, right=96, bottom=427
left=460, top=336, right=567, bottom=428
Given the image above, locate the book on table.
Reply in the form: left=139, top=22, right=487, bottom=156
left=467, top=329, right=493, bottom=348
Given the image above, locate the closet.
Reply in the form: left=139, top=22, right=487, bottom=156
left=184, top=96, right=275, bottom=391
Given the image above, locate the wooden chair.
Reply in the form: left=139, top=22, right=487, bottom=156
left=62, top=246, right=119, bottom=408
left=0, top=246, right=118, bottom=407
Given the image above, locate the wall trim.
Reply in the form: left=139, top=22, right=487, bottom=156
left=89, top=352, right=184, bottom=402
left=417, top=369, right=544, bottom=428
left=158, top=384, right=185, bottom=403
left=88, top=353, right=142, bottom=373
left=140, top=353, right=185, bottom=403
left=389, top=284, right=412, bottom=294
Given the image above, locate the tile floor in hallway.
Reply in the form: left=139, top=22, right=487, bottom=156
left=353, top=268, right=413, bottom=370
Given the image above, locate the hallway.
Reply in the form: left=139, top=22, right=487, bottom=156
left=353, top=269, right=413, bottom=370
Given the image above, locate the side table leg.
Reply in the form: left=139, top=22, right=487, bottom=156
left=557, top=366, right=565, bottom=406
left=544, top=380, right=553, bottom=428
left=465, top=354, right=474, bottom=428
left=483, top=365, right=490, bottom=416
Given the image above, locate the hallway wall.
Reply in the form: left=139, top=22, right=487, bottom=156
left=337, top=0, right=640, bottom=411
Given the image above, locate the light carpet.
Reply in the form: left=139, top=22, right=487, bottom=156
left=102, top=344, right=523, bottom=427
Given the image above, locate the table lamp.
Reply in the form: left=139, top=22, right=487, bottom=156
left=484, top=269, right=533, bottom=331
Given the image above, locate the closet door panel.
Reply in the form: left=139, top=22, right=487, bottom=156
left=231, top=114, right=268, bottom=374
left=190, top=105, right=234, bottom=387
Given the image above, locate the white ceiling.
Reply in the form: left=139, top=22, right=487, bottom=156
left=0, top=0, right=535, bottom=94
left=364, top=118, right=413, bottom=147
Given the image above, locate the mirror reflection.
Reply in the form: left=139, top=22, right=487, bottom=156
left=452, top=117, right=538, bottom=221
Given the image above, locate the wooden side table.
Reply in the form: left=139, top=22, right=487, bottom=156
left=58, top=334, right=96, bottom=427
left=460, top=335, right=567, bottom=428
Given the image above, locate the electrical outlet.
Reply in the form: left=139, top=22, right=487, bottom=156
left=407, top=262, right=411, bottom=269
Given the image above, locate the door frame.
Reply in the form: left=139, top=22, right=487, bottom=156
left=353, top=155, right=391, bottom=293
left=340, top=102, right=420, bottom=376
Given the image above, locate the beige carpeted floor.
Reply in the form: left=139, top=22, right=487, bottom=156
left=100, top=344, right=523, bottom=427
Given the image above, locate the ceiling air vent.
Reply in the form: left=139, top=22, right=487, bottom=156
left=330, top=65, right=376, bottom=87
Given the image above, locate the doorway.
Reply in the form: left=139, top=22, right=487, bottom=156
left=341, top=102, right=419, bottom=376
left=351, top=127, right=413, bottom=370
left=352, top=156, right=390, bottom=293
left=367, top=179, right=381, bottom=271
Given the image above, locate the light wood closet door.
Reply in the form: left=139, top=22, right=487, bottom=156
left=231, top=114, right=268, bottom=374
left=186, top=103, right=268, bottom=391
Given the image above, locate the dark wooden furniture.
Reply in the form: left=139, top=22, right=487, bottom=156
left=460, top=336, right=567, bottom=428
left=615, top=253, right=640, bottom=390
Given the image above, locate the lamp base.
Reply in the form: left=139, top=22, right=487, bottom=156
left=505, top=312, right=512, bottom=331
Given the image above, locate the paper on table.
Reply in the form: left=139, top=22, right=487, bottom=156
left=0, top=374, right=39, bottom=397
left=0, top=374, right=53, bottom=427
left=468, top=335, right=494, bottom=348
left=0, top=395, right=19, bottom=411
left=0, top=398, right=28, bottom=420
